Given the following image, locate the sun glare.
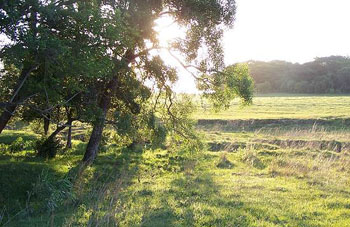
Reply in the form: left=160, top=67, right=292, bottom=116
left=155, top=16, right=184, bottom=48
left=153, top=16, right=198, bottom=93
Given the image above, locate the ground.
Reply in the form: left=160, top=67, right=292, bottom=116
left=1, top=95, right=350, bottom=226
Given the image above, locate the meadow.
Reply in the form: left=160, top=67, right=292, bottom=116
left=194, top=94, right=350, bottom=120
left=1, top=95, right=350, bottom=226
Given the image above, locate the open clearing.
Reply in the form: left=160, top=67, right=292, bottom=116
left=194, top=95, right=350, bottom=120
left=1, top=95, right=350, bottom=226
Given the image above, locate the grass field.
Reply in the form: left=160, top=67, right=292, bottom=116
left=1, top=95, right=350, bottom=226
left=194, top=95, right=350, bottom=120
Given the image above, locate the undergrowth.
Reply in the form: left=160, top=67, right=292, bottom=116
left=1, top=114, right=350, bottom=226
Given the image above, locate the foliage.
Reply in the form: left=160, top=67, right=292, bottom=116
left=0, top=0, right=255, bottom=163
left=28, top=119, right=44, bottom=135
left=152, top=124, right=167, bottom=148
left=155, top=94, right=205, bottom=154
left=9, top=137, right=30, bottom=152
left=199, top=63, right=254, bottom=110
left=249, top=56, right=350, bottom=94
left=35, top=136, right=63, bottom=159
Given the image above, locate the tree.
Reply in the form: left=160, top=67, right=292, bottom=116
left=78, top=0, right=253, bottom=164
left=1, top=0, right=254, bottom=164
left=247, top=56, right=350, bottom=94
left=0, top=0, right=113, bottom=133
left=0, top=0, right=65, bottom=133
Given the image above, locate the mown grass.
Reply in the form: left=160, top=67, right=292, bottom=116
left=1, top=130, right=350, bottom=226
left=1, top=95, right=350, bottom=226
left=194, top=95, right=350, bottom=120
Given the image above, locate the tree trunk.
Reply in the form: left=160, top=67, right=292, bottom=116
left=82, top=50, right=135, bottom=164
left=0, top=65, right=37, bottom=134
left=66, top=111, right=72, bottom=149
left=66, top=125, right=72, bottom=149
left=82, top=113, right=106, bottom=164
left=47, top=119, right=73, bottom=142
left=0, top=104, right=16, bottom=133
left=82, top=78, right=118, bottom=164
left=82, top=93, right=110, bottom=164
left=44, top=115, right=50, bottom=136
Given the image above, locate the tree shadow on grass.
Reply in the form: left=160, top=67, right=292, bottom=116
left=140, top=170, right=251, bottom=227
left=61, top=147, right=145, bottom=226
left=0, top=161, right=65, bottom=223
left=0, top=138, right=145, bottom=226
left=139, top=165, right=332, bottom=227
left=2, top=144, right=340, bottom=226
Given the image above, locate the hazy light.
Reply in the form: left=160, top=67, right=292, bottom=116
left=155, top=16, right=198, bottom=93
left=224, top=0, right=350, bottom=64
left=165, top=0, right=350, bottom=93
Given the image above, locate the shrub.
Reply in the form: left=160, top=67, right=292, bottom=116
left=28, top=120, right=44, bottom=135
left=9, top=137, right=25, bottom=152
left=151, top=125, right=167, bottom=149
left=0, top=144, right=9, bottom=153
left=101, top=130, right=112, bottom=147
left=35, top=137, right=63, bottom=159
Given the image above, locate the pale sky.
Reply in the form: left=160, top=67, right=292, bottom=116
left=224, top=0, right=350, bottom=65
left=164, top=0, right=350, bottom=93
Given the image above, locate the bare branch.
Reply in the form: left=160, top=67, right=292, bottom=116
left=166, top=50, right=212, bottom=90
left=10, top=64, right=40, bottom=103
left=44, top=91, right=81, bottom=112
left=158, top=11, right=176, bottom=17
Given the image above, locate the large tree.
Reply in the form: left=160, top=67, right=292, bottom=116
left=0, top=0, right=112, bottom=133
left=79, top=0, right=254, bottom=164
left=1, top=0, right=254, bottom=164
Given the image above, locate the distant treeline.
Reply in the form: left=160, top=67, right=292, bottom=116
left=247, top=56, right=350, bottom=94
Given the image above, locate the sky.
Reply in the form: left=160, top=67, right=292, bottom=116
left=224, top=0, right=350, bottom=65
left=162, top=0, right=350, bottom=93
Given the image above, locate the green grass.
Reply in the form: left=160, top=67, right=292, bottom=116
left=0, top=130, right=38, bottom=144
left=194, top=95, right=350, bottom=120
left=2, top=131, right=350, bottom=226
left=1, top=95, right=350, bottom=226
left=3, top=146, right=350, bottom=226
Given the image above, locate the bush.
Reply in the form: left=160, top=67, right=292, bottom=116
left=8, top=137, right=32, bottom=152
left=0, top=143, right=9, bottom=153
left=151, top=125, right=167, bottom=149
left=101, top=130, right=112, bottom=147
left=28, top=120, right=44, bottom=135
left=9, top=137, right=24, bottom=152
left=35, top=137, right=63, bottom=159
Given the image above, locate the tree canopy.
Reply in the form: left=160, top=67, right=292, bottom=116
left=0, top=0, right=253, bottom=164
left=248, top=56, right=350, bottom=94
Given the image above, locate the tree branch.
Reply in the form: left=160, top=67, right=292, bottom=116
left=10, top=64, right=40, bottom=103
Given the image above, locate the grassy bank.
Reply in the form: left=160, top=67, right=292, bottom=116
left=1, top=130, right=350, bottom=226
left=1, top=95, right=350, bottom=226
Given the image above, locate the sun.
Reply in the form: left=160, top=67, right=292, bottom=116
left=154, top=16, right=185, bottom=48
left=153, top=16, right=198, bottom=93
